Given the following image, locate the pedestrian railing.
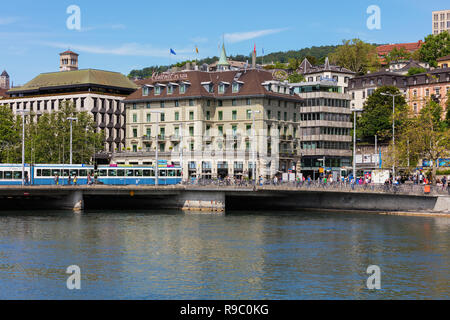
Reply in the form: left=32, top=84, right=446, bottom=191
left=181, top=179, right=450, bottom=196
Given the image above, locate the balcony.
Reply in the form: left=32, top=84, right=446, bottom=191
left=157, top=135, right=166, bottom=141
left=142, top=135, right=152, bottom=142
left=170, top=135, right=181, bottom=142
left=204, top=135, right=213, bottom=142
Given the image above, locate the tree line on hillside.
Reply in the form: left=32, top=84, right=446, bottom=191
left=0, top=102, right=104, bottom=164
left=128, top=32, right=449, bottom=79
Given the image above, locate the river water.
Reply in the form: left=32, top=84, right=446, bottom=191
left=0, top=210, right=449, bottom=300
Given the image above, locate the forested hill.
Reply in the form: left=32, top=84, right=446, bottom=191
left=127, top=45, right=340, bottom=79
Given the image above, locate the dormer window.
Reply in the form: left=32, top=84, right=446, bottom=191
left=155, top=86, right=161, bottom=95
left=232, top=81, right=244, bottom=93
left=143, top=87, right=149, bottom=96
left=219, top=84, right=225, bottom=94
left=201, top=81, right=213, bottom=93
left=168, top=86, right=173, bottom=94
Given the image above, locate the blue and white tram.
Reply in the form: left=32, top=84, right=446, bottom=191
left=0, top=164, right=183, bottom=186
left=0, top=164, right=32, bottom=185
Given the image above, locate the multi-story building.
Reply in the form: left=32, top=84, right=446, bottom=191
left=376, top=41, right=423, bottom=65
left=407, top=68, right=450, bottom=115
left=437, top=55, right=450, bottom=68
left=1, top=52, right=137, bottom=154
left=114, top=69, right=309, bottom=180
left=298, top=57, right=355, bottom=94
left=348, top=71, right=409, bottom=110
left=291, top=80, right=353, bottom=178
left=432, top=10, right=450, bottom=34
left=0, top=70, right=10, bottom=89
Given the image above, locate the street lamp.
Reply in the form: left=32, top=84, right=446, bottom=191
left=67, top=117, right=78, bottom=165
left=352, top=109, right=364, bottom=181
left=150, top=110, right=164, bottom=186
left=17, top=110, right=29, bottom=186
left=248, top=110, right=261, bottom=184
left=380, top=92, right=402, bottom=179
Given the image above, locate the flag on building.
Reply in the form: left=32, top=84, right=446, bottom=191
left=170, top=48, right=176, bottom=55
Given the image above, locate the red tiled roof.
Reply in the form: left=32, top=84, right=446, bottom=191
left=376, top=41, right=423, bottom=57
left=437, top=55, right=450, bottom=61
left=60, top=50, right=79, bottom=56
left=124, top=69, right=303, bottom=102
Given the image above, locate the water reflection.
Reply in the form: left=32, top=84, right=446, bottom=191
left=0, top=210, right=449, bottom=299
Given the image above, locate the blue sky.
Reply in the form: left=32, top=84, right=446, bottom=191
left=0, top=0, right=448, bottom=85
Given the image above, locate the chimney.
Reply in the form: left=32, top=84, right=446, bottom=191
left=252, top=44, right=256, bottom=69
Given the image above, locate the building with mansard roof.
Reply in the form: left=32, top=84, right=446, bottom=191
left=0, top=52, right=137, bottom=155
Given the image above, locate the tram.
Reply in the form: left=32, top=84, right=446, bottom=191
left=0, top=164, right=182, bottom=186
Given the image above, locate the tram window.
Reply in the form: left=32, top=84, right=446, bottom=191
left=143, top=170, right=151, bottom=177
left=135, top=170, right=143, bottom=177
left=108, top=170, right=117, bottom=177
left=117, top=170, right=125, bottom=177
left=63, top=170, right=69, bottom=177
left=13, top=171, right=22, bottom=179
left=160, top=170, right=167, bottom=177
left=126, top=169, right=134, bottom=177
left=150, top=170, right=155, bottom=177
left=79, top=170, right=87, bottom=177
left=51, top=169, right=61, bottom=176
left=37, top=169, right=42, bottom=177
left=42, top=169, right=51, bottom=177
left=4, top=171, right=12, bottom=179
left=70, top=170, right=78, bottom=176
left=99, top=170, right=108, bottom=177
left=168, top=169, right=175, bottom=177
left=0, top=171, right=3, bottom=179
left=177, top=170, right=182, bottom=177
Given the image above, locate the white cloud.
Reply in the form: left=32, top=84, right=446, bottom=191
left=41, top=41, right=193, bottom=58
left=0, top=17, right=20, bottom=25
left=224, top=28, right=288, bottom=43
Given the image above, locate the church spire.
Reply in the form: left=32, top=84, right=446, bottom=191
left=217, top=42, right=230, bottom=69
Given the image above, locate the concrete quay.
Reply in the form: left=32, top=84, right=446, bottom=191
left=0, top=185, right=449, bottom=214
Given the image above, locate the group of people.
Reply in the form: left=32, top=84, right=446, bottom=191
left=53, top=171, right=98, bottom=186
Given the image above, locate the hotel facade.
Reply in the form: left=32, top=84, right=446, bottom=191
left=113, top=68, right=353, bottom=180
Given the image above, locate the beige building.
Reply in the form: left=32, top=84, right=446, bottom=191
left=113, top=69, right=306, bottom=180
left=1, top=52, right=137, bottom=154
left=433, top=10, right=450, bottom=34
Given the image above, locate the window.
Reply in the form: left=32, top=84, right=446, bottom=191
left=132, top=145, right=137, bottom=152
left=146, top=114, right=151, bottom=122
left=189, top=111, right=194, bottom=120
left=277, top=111, right=281, bottom=120
left=267, top=110, right=271, bottom=119
left=160, top=101, right=165, bottom=108
left=146, top=103, right=151, bottom=109
left=293, top=113, right=297, bottom=122
left=133, top=114, right=137, bottom=123
left=180, top=85, right=186, bottom=94
left=159, top=143, right=165, bottom=152
left=218, top=100, right=223, bottom=106
left=218, top=111, right=223, bottom=120
left=146, top=128, right=151, bottom=137
left=160, top=113, right=165, bottom=122
left=175, top=112, right=179, bottom=121
left=155, top=87, right=161, bottom=95
left=189, top=99, right=194, bottom=106
left=132, top=103, right=137, bottom=110
left=232, top=125, right=237, bottom=137
left=232, top=83, right=239, bottom=93
left=189, top=126, right=194, bottom=136
left=219, top=84, right=225, bottom=93
left=218, top=126, right=223, bottom=136
left=175, top=101, right=179, bottom=107
left=232, top=99, right=237, bottom=106
left=425, top=89, right=429, bottom=97
left=143, top=87, right=149, bottom=96
left=168, top=86, right=173, bottom=94
left=284, top=112, right=287, bottom=121
left=246, top=124, right=252, bottom=136
left=246, top=99, right=251, bottom=105
left=232, top=110, right=237, bottom=120
left=133, top=128, right=138, bottom=138
left=247, top=110, right=251, bottom=120
left=206, top=111, right=211, bottom=120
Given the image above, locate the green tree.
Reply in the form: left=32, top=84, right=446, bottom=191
left=28, top=102, right=104, bottom=164
left=287, top=72, right=305, bottom=83
left=396, top=99, right=450, bottom=181
left=383, top=47, right=411, bottom=64
left=407, top=67, right=427, bottom=76
left=357, top=86, right=408, bottom=143
left=329, top=39, right=380, bottom=75
left=0, top=105, right=21, bottom=163
left=418, top=31, right=450, bottom=67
